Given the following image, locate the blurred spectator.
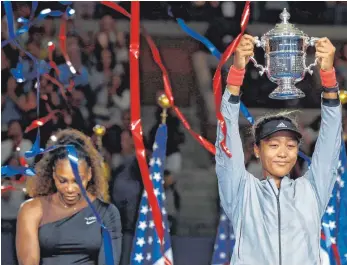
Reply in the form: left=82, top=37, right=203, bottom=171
left=100, top=14, right=128, bottom=61
left=163, top=170, right=181, bottom=235
left=1, top=120, right=33, bottom=166
left=40, top=18, right=58, bottom=59
left=1, top=181, right=26, bottom=265
left=149, top=107, right=185, bottom=175
left=59, top=86, right=90, bottom=134
left=109, top=129, right=143, bottom=265
left=111, top=124, right=134, bottom=169
left=93, top=71, right=130, bottom=129
left=336, top=42, right=347, bottom=88
left=90, top=47, right=116, bottom=90
left=2, top=77, right=23, bottom=130
left=22, top=39, right=41, bottom=92
left=74, top=2, right=96, bottom=20
left=57, top=33, right=89, bottom=87
left=1, top=121, right=31, bottom=265
left=101, top=109, right=133, bottom=171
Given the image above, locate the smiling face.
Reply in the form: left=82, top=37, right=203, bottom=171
left=254, top=131, right=299, bottom=179
left=53, top=158, right=92, bottom=206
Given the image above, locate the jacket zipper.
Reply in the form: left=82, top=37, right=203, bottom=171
left=268, top=180, right=282, bottom=265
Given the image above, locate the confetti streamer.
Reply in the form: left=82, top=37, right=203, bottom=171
left=129, top=1, right=164, bottom=244
left=1, top=166, right=36, bottom=178
left=59, top=12, right=77, bottom=75
left=212, top=2, right=250, bottom=157
left=43, top=74, right=68, bottom=100
left=10, top=59, right=25, bottom=83
left=48, top=42, right=61, bottom=76
left=24, top=110, right=60, bottom=134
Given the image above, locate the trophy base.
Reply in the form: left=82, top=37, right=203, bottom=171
left=269, top=79, right=305, bottom=100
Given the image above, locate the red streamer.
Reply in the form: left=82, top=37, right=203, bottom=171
left=129, top=1, right=164, bottom=244
left=212, top=1, right=251, bottom=158
left=67, top=79, right=75, bottom=92
left=1, top=186, right=16, bottom=193
left=25, top=110, right=59, bottom=133
left=59, top=14, right=77, bottom=75
left=101, top=1, right=216, bottom=155
left=43, top=74, right=68, bottom=100
left=48, top=42, right=60, bottom=76
left=101, top=1, right=131, bottom=17
left=321, top=232, right=341, bottom=265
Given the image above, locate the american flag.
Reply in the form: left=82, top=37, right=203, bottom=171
left=211, top=207, right=235, bottom=265
left=321, top=141, right=347, bottom=265
left=130, top=124, right=174, bottom=265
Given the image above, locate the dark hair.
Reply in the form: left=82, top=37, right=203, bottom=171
left=96, top=49, right=116, bottom=72
left=252, top=110, right=301, bottom=146
left=8, top=119, right=23, bottom=130
left=27, top=129, right=109, bottom=201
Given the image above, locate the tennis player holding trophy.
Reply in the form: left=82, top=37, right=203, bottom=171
left=215, top=8, right=341, bottom=265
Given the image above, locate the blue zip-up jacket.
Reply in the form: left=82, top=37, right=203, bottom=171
left=216, top=89, right=342, bottom=265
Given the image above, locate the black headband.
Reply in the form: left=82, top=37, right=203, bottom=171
left=255, top=119, right=302, bottom=144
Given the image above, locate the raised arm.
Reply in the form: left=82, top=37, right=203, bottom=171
left=98, top=204, right=122, bottom=265
left=305, top=38, right=342, bottom=217
left=216, top=35, right=255, bottom=219
left=16, top=199, right=42, bottom=265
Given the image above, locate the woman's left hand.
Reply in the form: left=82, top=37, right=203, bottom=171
left=315, top=37, right=336, bottom=71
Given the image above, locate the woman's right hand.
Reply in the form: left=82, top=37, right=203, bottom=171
left=233, top=34, right=255, bottom=70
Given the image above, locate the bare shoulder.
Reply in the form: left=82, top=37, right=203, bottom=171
left=18, top=197, right=43, bottom=222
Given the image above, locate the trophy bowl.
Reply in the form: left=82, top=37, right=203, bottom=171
left=250, top=8, right=319, bottom=100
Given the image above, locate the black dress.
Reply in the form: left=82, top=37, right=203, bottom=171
left=38, top=199, right=122, bottom=265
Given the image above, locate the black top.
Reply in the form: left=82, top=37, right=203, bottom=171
left=38, top=199, right=122, bottom=265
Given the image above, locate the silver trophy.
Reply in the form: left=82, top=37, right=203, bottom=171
left=250, top=8, right=319, bottom=100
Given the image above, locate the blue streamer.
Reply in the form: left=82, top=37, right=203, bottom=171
left=10, top=60, right=25, bottom=83
left=30, top=2, right=38, bottom=20
left=66, top=6, right=75, bottom=17
left=240, top=103, right=255, bottom=124
left=3, top=2, right=16, bottom=39
left=177, top=18, right=221, bottom=59
left=59, top=1, right=73, bottom=5
left=17, top=60, right=52, bottom=82
left=1, top=166, right=36, bottom=177
left=25, top=131, right=44, bottom=158
left=17, top=17, right=29, bottom=24
left=174, top=15, right=312, bottom=164
left=39, top=60, right=52, bottom=75
left=298, top=150, right=312, bottom=166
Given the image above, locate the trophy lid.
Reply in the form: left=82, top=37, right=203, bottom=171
left=264, top=8, right=307, bottom=38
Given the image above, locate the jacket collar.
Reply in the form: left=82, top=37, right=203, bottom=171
left=265, top=175, right=292, bottom=194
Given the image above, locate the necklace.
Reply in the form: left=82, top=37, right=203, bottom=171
left=58, top=193, right=81, bottom=210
